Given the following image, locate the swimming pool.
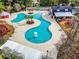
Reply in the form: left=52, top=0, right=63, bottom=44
left=12, top=13, right=52, bottom=44
left=25, top=13, right=52, bottom=43
left=11, top=13, right=26, bottom=23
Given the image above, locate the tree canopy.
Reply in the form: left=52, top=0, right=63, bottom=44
left=0, top=2, right=5, bottom=13
left=40, top=0, right=53, bottom=6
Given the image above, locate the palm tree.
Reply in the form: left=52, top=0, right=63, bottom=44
left=30, top=15, right=33, bottom=20
left=26, top=15, right=34, bottom=24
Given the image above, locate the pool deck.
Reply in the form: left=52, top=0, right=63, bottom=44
left=2, top=11, right=67, bottom=59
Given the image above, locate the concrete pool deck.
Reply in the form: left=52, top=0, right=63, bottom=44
left=2, top=11, right=67, bottom=59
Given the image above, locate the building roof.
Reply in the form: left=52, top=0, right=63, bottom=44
left=52, top=6, right=72, bottom=12
left=55, top=12, right=73, bottom=17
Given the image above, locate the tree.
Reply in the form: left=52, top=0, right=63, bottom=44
left=58, top=0, right=69, bottom=5
left=13, top=3, right=21, bottom=12
left=57, top=17, right=79, bottom=59
left=40, top=0, right=53, bottom=6
left=0, top=21, right=14, bottom=46
left=0, top=25, right=6, bottom=44
left=0, top=47, right=24, bottom=59
left=0, top=2, right=5, bottom=13
left=26, top=0, right=32, bottom=7
left=5, top=3, right=13, bottom=13
left=26, top=15, right=34, bottom=24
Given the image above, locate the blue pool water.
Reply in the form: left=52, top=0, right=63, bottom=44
left=25, top=13, right=52, bottom=43
left=12, top=13, right=52, bottom=43
left=11, top=13, right=26, bottom=23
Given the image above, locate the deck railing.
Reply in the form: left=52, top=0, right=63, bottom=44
left=26, top=7, right=49, bottom=11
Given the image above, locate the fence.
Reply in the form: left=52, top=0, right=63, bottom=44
left=26, top=7, right=50, bottom=11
